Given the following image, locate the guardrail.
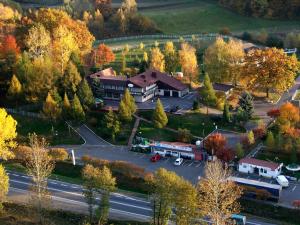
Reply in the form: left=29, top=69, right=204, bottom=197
left=5, top=108, right=44, bottom=119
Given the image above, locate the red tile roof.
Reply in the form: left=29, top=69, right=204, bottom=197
left=129, top=70, right=188, bottom=91
left=89, top=67, right=116, bottom=79
left=239, top=158, right=281, bottom=171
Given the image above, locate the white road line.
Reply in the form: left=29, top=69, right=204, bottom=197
left=292, top=185, right=297, bottom=192
left=9, top=187, right=151, bottom=220
left=188, top=162, right=194, bottom=167
left=247, top=222, right=262, bottom=225
left=10, top=179, right=151, bottom=210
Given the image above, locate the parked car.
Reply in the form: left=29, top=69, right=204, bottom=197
left=230, top=214, right=246, bottom=225
left=174, top=158, right=183, bottom=166
left=150, top=154, right=161, bottom=162
left=276, top=175, right=289, bottom=187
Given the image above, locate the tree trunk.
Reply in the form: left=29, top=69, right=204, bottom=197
left=266, top=88, right=269, bottom=98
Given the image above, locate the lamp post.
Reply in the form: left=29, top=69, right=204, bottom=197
left=202, top=122, right=205, bottom=137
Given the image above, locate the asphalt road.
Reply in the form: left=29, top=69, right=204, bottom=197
left=7, top=171, right=279, bottom=225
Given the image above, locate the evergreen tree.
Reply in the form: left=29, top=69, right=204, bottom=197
left=153, top=99, right=168, bottom=128
left=276, top=133, right=283, bottom=152
left=105, top=108, right=120, bottom=142
left=235, top=143, right=245, bottom=159
left=238, top=92, right=254, bottom=121
left=223, top=102, right=231, bottom=122
left=77, top=78, right=95, bottom=110
left=72, top=94, right=85, bottom=121
left=63, top=92, right=71, bottom=117
left=7, top=74, right=22, bottom=100
left=247, top=130, right=255, bottom=145
left=266, top=131, right=275, bottom=150
left=43, top=92, right=61, bottom=121
left=201, top=74, right=217, bottom=106
left=122, top=88, right=137, bottom=114
left=63, top=61, right=82, bottom=94
left=118, top=100, right=132, bottom=121
left=164, top=41, right=179, bottom=74
left=49, top=88, right=62, bottom=105
left=121, top=53, right=127, bottom=74
left=290, top=147, right=298, bottom=164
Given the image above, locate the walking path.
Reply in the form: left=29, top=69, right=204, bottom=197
left=128, top=117, right=140, bottom=148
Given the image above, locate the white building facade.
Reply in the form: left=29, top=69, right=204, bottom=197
left=238, top=158, right=283, bottom=178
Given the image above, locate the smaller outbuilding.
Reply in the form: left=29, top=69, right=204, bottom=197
left=213, top=83, right=234, bottom=96
left=238, top=158, right=283, bottom=178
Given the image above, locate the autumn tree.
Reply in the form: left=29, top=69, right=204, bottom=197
left=197, top=160, right=243, bottom=225
left=177, top=128, right=192, bottom=143
left=164, top=41, right=179, bottom=74
left=204, top=38, right=244, bottom=84
left=0, top=108, right=17, bottom=160
left=77, top=78, right=95, bottom=110
left=7, top=74, right=22, bottom=101
left=25, top=133, right=55, bottom=224
left=92, top=44, right=115, bottom=69
left=148, top=168, right=198, bottom=225
left=121, top=0, right=137, bottom=14
left=241, top=48, right=300, bottom=97
left=82, top=164, right=116, bottom=224
left=63, top=92, right=71, bottom=118
left=150, top=47, right=165, bottom=72
left=276, top=102, right=300, bottom=134
left=153, top=99, right=168, bottom=128
left=71, top=94, right=85, bottom=121
left=0, top=35, right=20, bottom=75
left=32, top=8, right=95, bottom=55
left=201, top=74, right=217, bottom=106
left=118, top=100, right=131, bottom=121
left=204, top=133, right=227, bottom=155
left=43, top=92, right=61, bottom=121
left=179, top=42, right=198, bottom=84
left=0, top=165, right=9, bottom=212
left=53, top=25, right=78, bottom=74
left=105, top=108, right=120, bottom=142
left=25, top=23, right=51, bottom=59
left=62, top=61, right=82, bottom=94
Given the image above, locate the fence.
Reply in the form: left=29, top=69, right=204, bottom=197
left=5, top=108, right=44, bottom=119
left=96, top=33, right=230, bottom=51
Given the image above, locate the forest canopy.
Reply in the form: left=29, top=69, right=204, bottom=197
left=219, top=0, right=300, bottom=19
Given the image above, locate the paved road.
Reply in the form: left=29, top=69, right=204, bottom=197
left=7, top=171, right=278, bottom=225
left=76, top=124, right=113, bottom=146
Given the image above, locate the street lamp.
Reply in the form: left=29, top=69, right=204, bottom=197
left=202, top=122, right=205, bottom=137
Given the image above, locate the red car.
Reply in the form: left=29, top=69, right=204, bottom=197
left=150, top=154, right=161, bottom=162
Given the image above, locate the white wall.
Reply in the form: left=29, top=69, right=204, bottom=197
left=238, top=163, right=281, bottom=178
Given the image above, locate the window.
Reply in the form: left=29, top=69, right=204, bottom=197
left=243, top=165, right=247, bottom=168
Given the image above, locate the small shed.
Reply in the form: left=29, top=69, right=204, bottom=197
left=238, top=158, right=283, bottom=178
left=213, top=83, right=234, bottom=96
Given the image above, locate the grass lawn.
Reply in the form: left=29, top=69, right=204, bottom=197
left=13, top=114, right=84, bottom=146
left=141, top=0, right=300, bottom=34
left=138, top=120, right=177, bottom=142
left=138, top=110, right=245, bottom=139
left=87, top=111, right=134, bottom=145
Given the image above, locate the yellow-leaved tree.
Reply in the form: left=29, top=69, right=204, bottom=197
left=197, top=160, right=242, bottom=225
left=179, top=42, right=198, bottom=85
left=0, top=108, right=17, bottom=160
left=150, top=47, right=165, bottom=72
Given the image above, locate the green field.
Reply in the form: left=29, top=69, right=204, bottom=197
left=140, top=0, right=300, bottom=34
left=138, top=111, right=245, bottom=141
left=13, top=115, right=84, bottom=146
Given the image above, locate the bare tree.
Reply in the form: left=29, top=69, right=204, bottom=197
left=197, top=160, right=243, bottom=225
left=25, top=133, right=55, bottom=224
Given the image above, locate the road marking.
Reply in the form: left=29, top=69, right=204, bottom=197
left=292, top=185, right=297, bottom=192
left=188, top=162, right=194, bottom=167
left=196, top=163, right=202, bottom=168
left=10, top=179, right=152, bottom=210
left=60, top=184, right=68, bottom=187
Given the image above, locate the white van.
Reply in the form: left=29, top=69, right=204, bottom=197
left=276, top=175, right=289, bottom=187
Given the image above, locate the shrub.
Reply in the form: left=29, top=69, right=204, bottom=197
left=177, top=128, right=192, bottom=143
left=81, top=155, right=109, bottom=167
left=48, top=148, right=68, bottom=161
left=12, top=145, right=31, bottom=161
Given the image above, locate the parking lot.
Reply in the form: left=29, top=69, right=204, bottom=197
left=69, top=145, right=205, bottom=184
